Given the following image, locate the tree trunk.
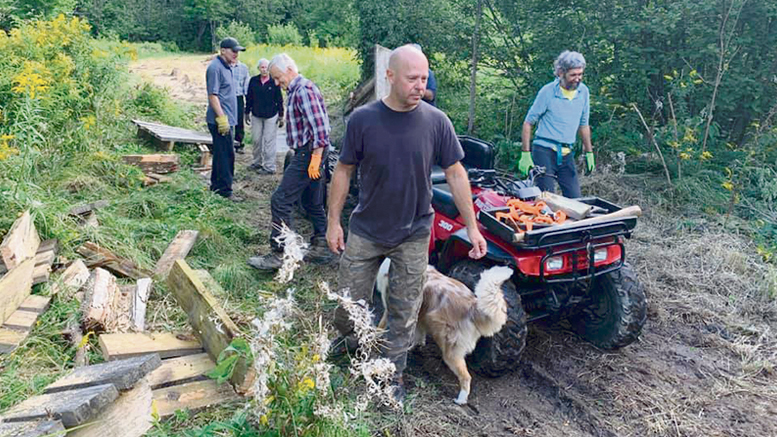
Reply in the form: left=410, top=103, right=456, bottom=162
left=467, top=0, right=482, bottom=135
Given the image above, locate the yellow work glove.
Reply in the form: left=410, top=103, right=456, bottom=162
left=215, top=115, right=230, bottom=136
left=308, top=152, right=322, bottom=180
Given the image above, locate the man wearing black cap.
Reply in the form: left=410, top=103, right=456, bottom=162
left=206, top=37, right=245, bottom=201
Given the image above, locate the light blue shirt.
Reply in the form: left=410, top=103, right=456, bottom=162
left=525, top=79, right=589, bottom=150
left=205, top=56, right=237, bottom=126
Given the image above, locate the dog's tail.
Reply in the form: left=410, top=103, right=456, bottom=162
left=473, top=265, right=513, bottom=337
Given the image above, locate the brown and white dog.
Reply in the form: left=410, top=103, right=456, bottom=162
left=376, top=260, right=513, bottom=405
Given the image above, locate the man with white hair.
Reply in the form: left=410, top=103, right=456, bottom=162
left=245, top=58, right=284, bottom=174
left=247, top=53, right=333, bottom=270
left=519, top=50, right=595, bottom=198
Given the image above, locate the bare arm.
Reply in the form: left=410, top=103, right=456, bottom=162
left=579, top=125, right=593, bottom=153
left=444, top=162, right=486, bottom=259
left=521, top=121, right=534, bottom=152
left=326, top=162, right=356, bottom=254
left=208, top=94, right=225, bottom=117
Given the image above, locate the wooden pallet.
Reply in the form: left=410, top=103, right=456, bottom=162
left=133, top=119, right=211, bottom=151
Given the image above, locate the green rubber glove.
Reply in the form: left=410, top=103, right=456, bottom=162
left=585, top=152, right=595, bottom=174
left=518, top=151, right=534, bottom=177
left=215, top=115, right=230, bottom=136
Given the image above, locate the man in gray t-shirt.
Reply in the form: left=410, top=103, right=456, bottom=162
left=205, top=37, right=244, bottom=199
left=327, top=44, right=487, bottom=403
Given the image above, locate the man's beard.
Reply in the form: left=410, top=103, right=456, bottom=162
left=561, top=80, right=579, bottom=90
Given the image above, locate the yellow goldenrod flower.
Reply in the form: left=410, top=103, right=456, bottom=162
left=260, top=415, right=269, bottom=426
left=722, top=181, right=734, bottom=191
left=679, top=152, right=691, bottom=160
left=700, top=151, right=713, bottom=161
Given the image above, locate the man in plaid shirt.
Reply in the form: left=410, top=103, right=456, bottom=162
left=248, top=53, right=334, bottom=270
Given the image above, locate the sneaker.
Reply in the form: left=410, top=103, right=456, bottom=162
left=247, top=253, right=283, bottom=271
left=304, top=239, right=335, bottom=264
left=226, top=194, right=245, bottom=203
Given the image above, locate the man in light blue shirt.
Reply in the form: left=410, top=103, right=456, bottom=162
left=519, top=51, right=595, bottom=198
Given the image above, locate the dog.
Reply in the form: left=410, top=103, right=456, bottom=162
left=376, top=259, right=513, bottom=405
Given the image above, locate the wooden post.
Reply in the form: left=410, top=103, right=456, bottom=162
left=82, top=268, right=118, bottom=332
left=154, top=230, right=199, bottom=277
left=0, top=257, right=36, bottom=325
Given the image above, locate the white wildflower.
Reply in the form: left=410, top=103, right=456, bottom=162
left=274, top=223, right=308, bottom=284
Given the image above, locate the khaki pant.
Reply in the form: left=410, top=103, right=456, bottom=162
left=334, top=231, right=429, bottom=376
left=250, top=114, right=278, bottom=171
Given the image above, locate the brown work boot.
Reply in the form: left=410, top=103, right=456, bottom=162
left=305, top=238, right=335, bottom=265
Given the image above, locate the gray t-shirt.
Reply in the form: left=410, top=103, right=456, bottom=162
left=340, top=100, right=464, bottom=246
left=205, top=56, right=237, bottom=126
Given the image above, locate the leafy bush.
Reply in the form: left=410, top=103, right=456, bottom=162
left=267, top=23, right=303, bottom=46
left=215, top=20, right=255, bottom=48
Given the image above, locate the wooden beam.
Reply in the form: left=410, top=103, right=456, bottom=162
left=44, top=354, right=161, bottom=393
left=0, top=296, right=50, bottom=354
left=0, top=239, right=56, bottom=275
left=146, top=353, right=214, bottom=389
left=0, top=210, right=41, bottom=270
left=167, top=260, right=251, bottom=390
left=3, top=310, right=38, bottom=330
left=0, top=420, right=66, bottom=437
left=98, top=332, right=203, bottom=361
left=82, top=268, right=118, bottom=332
left=18, top=295, right=51, bottom=313
left=0, top=384, right=119, bottom=428
left=154, top=230, right=199, bottom=277
left=0, top=329, right=28, bottom=354
left=121, top=154, right=179, bottom=174
left=132, top=278, right=152, bottom=332
left=68, top=377, right=153, bottom=437
left=538, top=191, right=593, bottom=221
left=76, top=241, right=152, bottom=280
left=0, top=257, right=36, bottom=325
left=152, top=379, right=239, bottom=418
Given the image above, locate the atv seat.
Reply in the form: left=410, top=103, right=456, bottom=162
left=430, top=136, right=496, bottom=185
left=431, top=165, right=446, bottom=184
left=432, top=183, right=459, bottom=219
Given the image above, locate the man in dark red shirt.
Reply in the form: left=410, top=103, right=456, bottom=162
left=248, top=53, right=334, bottom=271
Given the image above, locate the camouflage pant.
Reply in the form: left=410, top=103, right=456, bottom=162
left=334, top=231, right=429, bottom=376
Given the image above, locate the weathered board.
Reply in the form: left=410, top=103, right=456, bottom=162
left=98, top=332, right=203, bottom=361
left=44, top=354, right=161, bottom=393
left=0, top=329, right=28, bottom=354
left=121, top=154, right=180, bottom=174
left=68, top=377, right=153, bottom=437
left=0, top=295, right=51, bottom=354
left=146, top=353, right=215, bottom=389
left=133, top=119, right=212, bottom=145
left=0, top=239, right=56, bottom=275
left=76, top=242, right=152, bottom=280
left=17, top=295, right=51, bottom=313
left=0, top=210, right=40, bottom=270
left=167, top=260, right=252, bottom=390
left=0, top=257, right=36, bottom=325
left=1, top=384, right=119, bottom=428
left=154, top=230, right=199, bottom=277
left=50, top=260, right=90, bottom=295
left=152, top=379, right=239, bottom=418
left=132, top=278, right=152, bottom=331
left=69, top=200, right=109, bottom=217
left=0, top=420, right=66, bottom=437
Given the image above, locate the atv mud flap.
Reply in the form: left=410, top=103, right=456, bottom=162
left=435, top=228, right=514, bottom=273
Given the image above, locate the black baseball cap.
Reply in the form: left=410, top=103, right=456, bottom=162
left=220, top=37, right=245, bottom=52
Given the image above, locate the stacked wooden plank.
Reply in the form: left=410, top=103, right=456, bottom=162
left=0, top=211, right=51, bottom=354
left=0, top=354, right=161, bottom=436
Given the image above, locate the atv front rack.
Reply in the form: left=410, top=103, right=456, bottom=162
left=478, top=197, right=637, bottom=249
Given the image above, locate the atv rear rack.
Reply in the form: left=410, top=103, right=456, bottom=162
left=478, top=197, right=636, bottom=249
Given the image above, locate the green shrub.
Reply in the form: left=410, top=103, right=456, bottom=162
left=267, top=23, right=303, bottom=46
left=215, top=20, right=255, bottom=48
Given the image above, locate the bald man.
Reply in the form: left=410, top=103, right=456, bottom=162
left=327, top=44, right=487, bottom=403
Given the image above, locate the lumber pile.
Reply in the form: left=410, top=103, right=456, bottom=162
left=0, top=354, right=161, bottom=436
left=121, top=154, right=179, bottom=174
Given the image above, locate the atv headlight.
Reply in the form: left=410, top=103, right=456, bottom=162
left=545, top=256, right=564, bottom=271
left=594, top=248, right=609, bottom=262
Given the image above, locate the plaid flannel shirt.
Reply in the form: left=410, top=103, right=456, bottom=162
left=233, top=62, right=250, bottom=96
left=285, top=75, right=330, bottom=150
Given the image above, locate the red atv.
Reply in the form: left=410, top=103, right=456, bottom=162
left=428, top=136, right=648, bottom=376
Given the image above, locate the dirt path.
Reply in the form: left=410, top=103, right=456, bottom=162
left=134, top=56, right=777, bottom=437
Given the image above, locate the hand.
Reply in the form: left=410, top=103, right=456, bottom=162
left=216, top=115, right=230, bottom=136
left=308, top=152, right=322, bottom=180
left=244, top=114, right=251, bottom=125
left=585, top=152, right=595, bottom=174
left=327, top=222, right=345, bottom=254
left=518, top=151, right=534, bottom=177
left=277, top=117, right=284, bottom=128
left=467, top=228, right=487, bottom=259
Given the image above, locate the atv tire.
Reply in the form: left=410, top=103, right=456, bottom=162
left=448, top=260, right=527, bottom=377
left=569, top=263, right=647, bottom=349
